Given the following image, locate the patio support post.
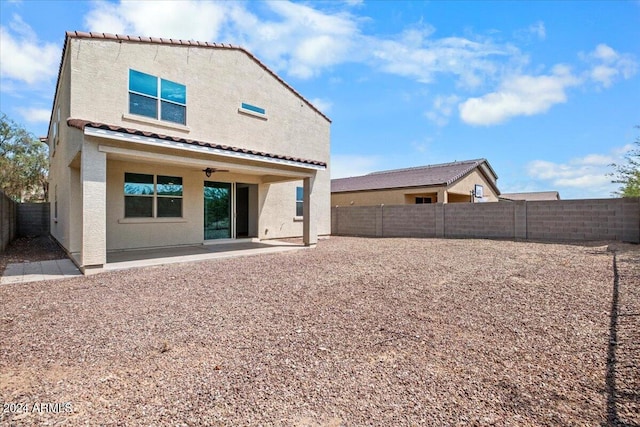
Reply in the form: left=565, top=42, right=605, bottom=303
left=437, top=187, right=448, bottom=203
left=80, top=139, right=107, bottom=271
left=303, top=174, right=317, bottom=247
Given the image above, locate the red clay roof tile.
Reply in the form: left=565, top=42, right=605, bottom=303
left=331, top=159, right=496, bottom=193
left=67, top=118, right=326, bottom=168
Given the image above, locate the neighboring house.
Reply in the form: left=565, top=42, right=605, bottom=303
left=47, top=32, right=330, bottom=273
left=331, top=159, right=500, bottom=206
left=499, top=191, right=561, bottom=201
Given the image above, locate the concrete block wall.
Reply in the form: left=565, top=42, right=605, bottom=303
left=331, top=197, right=640, bottom=243
left=444, top=203, right=515, bottom=239
left=1, top=191, right=17, bottom=252
left=332, top=206, right=379, bottom=237
left=526, top=199, right=630, bottom=241
left=382, top=205, right=437, bottom=237
left=622, top=197, right=640, bottom=243
left=17, top=203, right=50, bottom=237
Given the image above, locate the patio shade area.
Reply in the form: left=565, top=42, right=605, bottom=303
left=104, top=240, right=306, bottom=271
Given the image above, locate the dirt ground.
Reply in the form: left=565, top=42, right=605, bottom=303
left=0, top=236, right=67, bottom=275
left=0, top=236, right=638, bottom=426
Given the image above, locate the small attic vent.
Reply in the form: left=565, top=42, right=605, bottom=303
left=241, top=103, right=265, bottom=115
left=238, top=102, right=267, bottom=120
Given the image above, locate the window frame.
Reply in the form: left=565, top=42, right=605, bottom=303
left=50, top=107, right=60, bottom=156
left=296, top=186, right=304, bottom=217
left=128, top=69, right=187, bottom=125
left=124, top=173, right=183, bottom=219
left=54, top=185, right=58, bottom=220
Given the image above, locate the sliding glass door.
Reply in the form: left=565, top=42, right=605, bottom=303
left=204, top=181, right=231, bottom=240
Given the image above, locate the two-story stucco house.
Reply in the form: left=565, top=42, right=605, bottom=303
left=47, top=32, right=331, bottom=273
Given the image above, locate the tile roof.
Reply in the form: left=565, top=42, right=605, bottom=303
left=500, top=191, right=560, bottom=201
left=331, top=159, right=495, bottom=193
left=57, top=31, right=330, bottom=123
left=67, top=119, right=327, bottom=168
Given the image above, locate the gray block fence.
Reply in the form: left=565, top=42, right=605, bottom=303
left=17, top=203, right=50, bottom=238
left=1, top=190, right=18, bottom=252
left=332, top=198, right=640, bottom=243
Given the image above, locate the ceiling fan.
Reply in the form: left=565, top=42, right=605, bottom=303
left=203, top=167, right=230, bottom=177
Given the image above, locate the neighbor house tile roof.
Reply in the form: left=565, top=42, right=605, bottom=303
left=67, top=119, right=327, bottom=168
left=54, top=31, right=330, bottom=123
left=500, top=191, right=560, bottom=201
left=331, top=159, right=495, bottom=193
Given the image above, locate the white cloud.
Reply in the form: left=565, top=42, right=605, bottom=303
left=331, top=154, right=381, bottom=179
left=425, top=94, right=460, bottom=126
left=0, top=15, right=60, bottom=86
left=592, top=44, right=617, bottom=61
left=370, top=28, right=515, bottom=88
left=84, top=0, right=360, bottom=80
left=410, top=136, right=434, bottom=153
left=579, top=153, right=615, bottom=166
left=514, top=21, right=546, bottom=42
left=525, top=147, right=628, bottom=197
left=238, top=1, right=360, bottom=79
left=529, top=22, right=546, bottom=40
left=583, top=43, right=638, bottom=88
left=79, top=1, right=638, bottom=128
left=613, top=144, right=636, bottom=157
left=84, top=0, right=228, bottom=41
left=459, top=64, right=581, bottom=125
left=16, top=107, right=51, bottom=124
left=309, top=98, right=332, bottom=114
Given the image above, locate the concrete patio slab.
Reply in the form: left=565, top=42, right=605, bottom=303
left=2, top=240, right=309, bottom=283
left=1, top=259, right=82, bottom=285
left=104, top=240, right=307, bottom=272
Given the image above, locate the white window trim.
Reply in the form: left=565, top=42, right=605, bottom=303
left=295, top=186, right=304, bottom=219
left=238, top=106, right=268, bottom=120
left=122, top=113, right=190, bottom=133
left=118, top=218, right=188, bottom=224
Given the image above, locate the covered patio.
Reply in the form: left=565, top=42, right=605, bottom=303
left=1, top=239, right=310, bottom=283
left=60, top=120, right=327, bottom=274
left=104, top=239, right=308, bottom=272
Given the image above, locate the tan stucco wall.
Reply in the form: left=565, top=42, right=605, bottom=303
left=67, top=38, right=329, bottom=165
left=331, top=169, right=499, bottom=207
left=448, top=169, right=499, bottom=202
left=48, top=37, right=330, bottom=263
left=105, top=159, right=329, bottom=250
left=332, top=187, right=443, bottom=207
left=48, top=53, right=74, bottom=252
left=81, top=139, right=106, bottom=267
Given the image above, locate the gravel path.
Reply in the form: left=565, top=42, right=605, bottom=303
left=1, top=237, right=637, bottom=426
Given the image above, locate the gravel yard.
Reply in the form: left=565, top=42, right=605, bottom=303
left=1, top=236, right=638, bottom=426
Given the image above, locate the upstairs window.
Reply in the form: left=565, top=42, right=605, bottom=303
left=129, top=69, right=186, bottom=125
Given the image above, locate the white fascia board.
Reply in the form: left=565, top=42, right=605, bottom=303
left=84, top=127, right=326, bottom=171
left=98, top=145, right=314, bottom=179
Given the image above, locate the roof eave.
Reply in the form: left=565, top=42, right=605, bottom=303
left=332, top=182, right=449, bottom=193
left=69, top=118, right=326, bottom=170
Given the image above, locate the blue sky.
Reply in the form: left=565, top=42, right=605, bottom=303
left=1, top=0, right=639, bottom=198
